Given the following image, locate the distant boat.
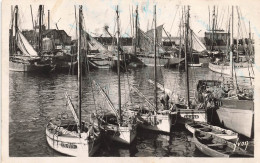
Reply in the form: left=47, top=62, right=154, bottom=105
left=207, top=6, right=255, bottom=79
left=209, top=61, right=255, bottom=78
left=86, top=31, right=115, bottom=69
left=193, top=130, right=253, bottom=157
left=9, top=6, right=54, bottom=72
left=45, top=6, right=102, bottom=157
left=167, top=24, right=207, bottom=68
left=133, top=6, right=170, bottom=67
left=87, top=54, right=112, bottom=69
left=185, top=121, right=238, bottom=140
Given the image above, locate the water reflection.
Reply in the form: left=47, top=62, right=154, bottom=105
left=9, top=67, right=253, bottom=157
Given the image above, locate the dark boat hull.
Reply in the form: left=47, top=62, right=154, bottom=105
left=137, top=55, right=169, bottom=67
left=9, top=61, right=54, bottom=73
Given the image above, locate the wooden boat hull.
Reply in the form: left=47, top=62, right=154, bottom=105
left=137, top=114, right=172, bottom=133
left=88, top=58, right=112, bottom=69
left=137, top=55, right=169, bottom=67
left=45, top=126, right=101, bottom=157
left=167, top=57, right=185, bottom=67
left=193, top=130, right=253, bottom=157
left=9, top=61, right=54, bottom=72
left=208, top=62, right=255, bottom=78
left=216, top=107, right=254, bottom=138
left=193, top=134, right=230, bottom=157
left=185, top=122, right=238, bottom=140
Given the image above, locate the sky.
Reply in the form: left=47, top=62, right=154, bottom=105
left=8, top=0, right=260, bottom=40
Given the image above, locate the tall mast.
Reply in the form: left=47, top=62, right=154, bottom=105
left=48, top=10, right=50, bottom=30
left=116, top=5, right=122, bottom=124
left=10, top=6, right=14, bottom=55
left=154, top=5, right=158, bottom=111
left=249, top=20, right=252, bottom=58
left=249, top=21, right=251, bottom=40
left=178, top=8, right=183, bottom=70
left=208, top=6, right=211, bottom=31
left=30, top=5, right=34, bottom=30
left=211, top=6, right=215, bottom=51
left=185, top=6, right=190, bottom=108
left=39, top=5, right=43, bottom=53
left=14, top=5, right=18, bottom=54
left=236, top=8, right=239, bottom=62
left=78, top=5, right=83, bottom=136
left=226, top=17, right=230, bottom=62
left=135, top=5, right=138, bottom=56
left=230, top=6, right=234, bottom=78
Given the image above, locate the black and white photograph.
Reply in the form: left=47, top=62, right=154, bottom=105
left=1, top=0, right=259, bottom=162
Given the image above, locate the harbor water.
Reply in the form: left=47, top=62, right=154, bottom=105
left=9, top=66, right=253, bottom=157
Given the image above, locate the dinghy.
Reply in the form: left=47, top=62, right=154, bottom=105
left=185, top=121, right=238, bottom=140
left=193, top=130, right=253, bottom=157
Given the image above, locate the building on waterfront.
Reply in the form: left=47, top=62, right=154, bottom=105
left=22, top=27, right=72, bottom=52
left=204, top=30, right=230, bottom=51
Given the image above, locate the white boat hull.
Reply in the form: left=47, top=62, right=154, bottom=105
left=208, top=62, right=255, bottom=78
left=216, top=107, right=254, bottom=138
left=105, top=125, right=137, bottom=144
left=137, top=114, right=172, bottom=133
left=188, top=63, right=203, bottom=67
left=46, top=127, right=101, bottom=157
left=174, top=109, right=207, bottom=124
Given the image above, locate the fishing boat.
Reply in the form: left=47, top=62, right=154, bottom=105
left=131, top=6, right=172, bottom=133
left=46, top=6, right=102, bottom=157
left=86, top=31, right=115, bottom=69
left=207, top=6, right=255, bottom=79
left=172, top=6, right=207, bottom=124
left=93, top=81, right=137, bottom=144
left=210, top=7, right=254, bottom=138
left=133, top=6, right=170, bottom=67
left=9, top=5, right=54, bottom=72
left=208, top=62, right=255, bottom=78
left=166, top=12, right=206, bottom=69
left=88, top=54, right=112, bottom=69
left=185, top=121, right=238, bottom=140
left=187, top=30, right=207, bottom=67
left=193, top=130, right=253, bottom=157
left=93, top=6, right=137, bottom=144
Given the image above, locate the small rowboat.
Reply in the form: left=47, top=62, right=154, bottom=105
left=185, top=121, right=238, bottom=140
left=193, top=130, right=253, bottom=157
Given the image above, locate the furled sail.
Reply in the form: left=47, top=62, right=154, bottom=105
left=16, top=30, right=38, bottom=56
left=83, top=31, right=113, bottom=57
left=146, top=25, right=163, bottom=45
left=137, top=25, right=165, bottom=54
left=191, top=31, right=206, bottom=52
